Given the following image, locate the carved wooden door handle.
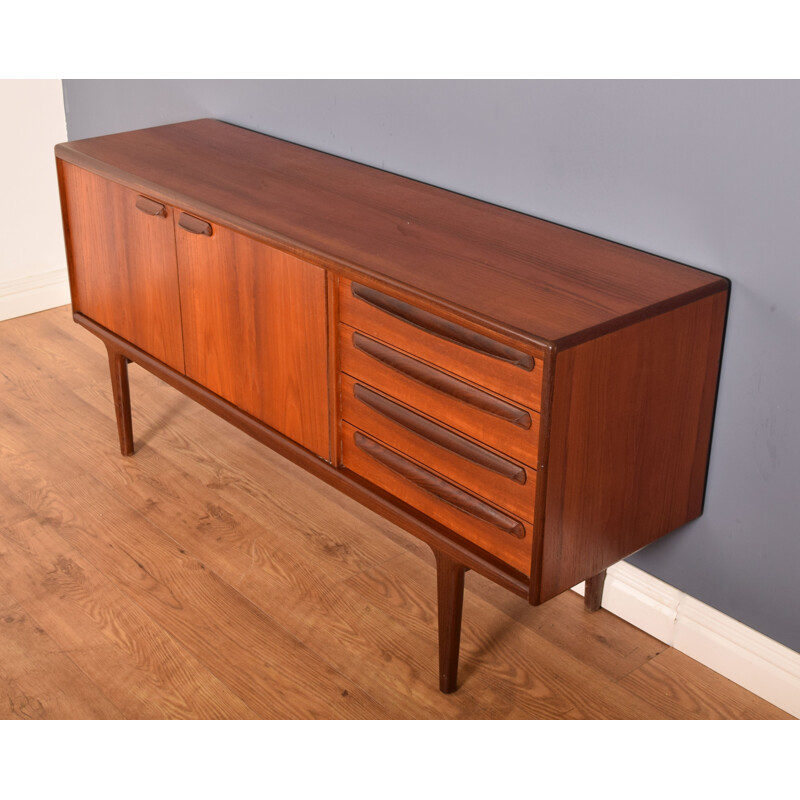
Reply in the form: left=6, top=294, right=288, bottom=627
left=135, top=196, right=166, bottom=217
left=178, top=213, right=213, bottom=236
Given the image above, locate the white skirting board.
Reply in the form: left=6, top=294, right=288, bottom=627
left=573, top=562, right=800, bottom=718
left=0, top=269, right=71, bottom=322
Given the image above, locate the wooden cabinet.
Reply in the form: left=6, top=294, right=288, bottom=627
left=55, top=119, right=729, bottom=696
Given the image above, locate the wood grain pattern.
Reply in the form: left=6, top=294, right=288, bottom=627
left=341, top=324, right=540, bottom=466
left=0, top=480, right=33, bottom=528
left=175, top=215, right=330, bottom=459
left=0, top=593, right=123, bottom=720
left=55, top=119, right=726, bottom=348
left=0, top=518, right=257, bottom=719
left=0, top=311, right=523, bottom=717
left=20, top=474, right=386, bottom=719
left=617, top=648, right=795, bottom=720
left=340, top=278, right=543, bottom=408
left=342, top=422, right=533, bottom=574
left=472, top=576, right=666, bottom=683
left=57, top=162, right=185, bottom=372
left=0, top=306, right=786, bottom=719
left=0, top=303, right=106, bottom=387
left=0, top=397, right=87, bottom=500
left=377, top=553, right=669, bottom=719
left=71, top=381, right=519, bottom=717
left=341, top=375, right=536, bottom=522
left=538, top=290, right=729, bottom=601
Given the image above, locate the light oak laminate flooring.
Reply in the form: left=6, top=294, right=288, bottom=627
left=0, top=307, right=792, bottom=719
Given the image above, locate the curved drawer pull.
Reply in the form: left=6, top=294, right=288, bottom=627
left=135, top=196, right=166, bottom=217
left=178, top=213, right=213, bottom=236
left=354, top=432, right=525, bottom=538
left=352, top=283, right=534, bottom=371
left=353, top=383, right=527, bottom=485
left=352, top=332, right=532, bottom=430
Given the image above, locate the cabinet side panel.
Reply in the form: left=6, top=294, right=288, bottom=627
left=539, top=290, right=728, bottom=602
left=176, top=222, right=330, bottom=460
left=58, top=163, right=185, bottom=373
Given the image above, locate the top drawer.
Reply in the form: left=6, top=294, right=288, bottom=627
left=339, top=279, right=544, bottom=410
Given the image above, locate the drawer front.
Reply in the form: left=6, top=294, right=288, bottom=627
left=340, top=279, right=543, bottom=410
left=340, top=324, right=540, bottom=466
left=342, top=423, right=533, bottom=574
left=341, top=374, right=536, bottom=522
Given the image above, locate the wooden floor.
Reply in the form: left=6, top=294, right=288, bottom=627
left=0, top=306, right=791, bottom=720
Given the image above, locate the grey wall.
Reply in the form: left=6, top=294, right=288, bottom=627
left=62, top=80, right=800, bottom=652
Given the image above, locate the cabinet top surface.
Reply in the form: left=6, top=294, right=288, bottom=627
left=56, top=118, right=726, bottom=347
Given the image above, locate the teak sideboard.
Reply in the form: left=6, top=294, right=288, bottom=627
left=55, top=119, right=729, bottom=694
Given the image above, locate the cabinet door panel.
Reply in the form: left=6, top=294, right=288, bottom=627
left=59, top=163, right=185, bottom=372
left=175, top=219, right=330, bottom=459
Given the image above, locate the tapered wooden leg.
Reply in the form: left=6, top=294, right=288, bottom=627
left=106, top=344, right=134, bottom=456
left=584, top=569, right=607, bottom=612
left=433, top=549, right=468, bottom=693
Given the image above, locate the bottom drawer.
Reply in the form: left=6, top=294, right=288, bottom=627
left=342, top=421, right=533, bottom=575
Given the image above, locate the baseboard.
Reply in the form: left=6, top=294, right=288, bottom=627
left=573, top=563, right=800, bottom=718
left=0, top=268, right=71, bottom=322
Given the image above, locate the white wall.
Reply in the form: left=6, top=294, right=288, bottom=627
left=0, top=79, right=69, bottom=321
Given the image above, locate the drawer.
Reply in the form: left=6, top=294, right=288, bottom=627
left=342, top=422, right=533, bottom=575
left=340, top=324, right=540, bottom=466
left=341, top=374, right=536, bottom=522
left=340, top=279, right=543, bottom=410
